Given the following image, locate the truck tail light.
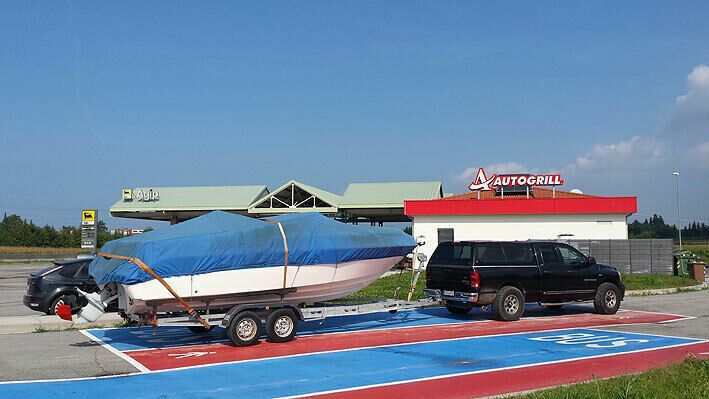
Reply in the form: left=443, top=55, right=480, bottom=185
left=469, top=270, right=480, bottom=289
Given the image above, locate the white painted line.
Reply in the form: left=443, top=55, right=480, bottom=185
left=275, top=340, right=708, bottom=399
left=78, top=329, right=150, bottom=373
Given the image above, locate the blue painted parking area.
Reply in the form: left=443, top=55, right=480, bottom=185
left=1, top=328, right=701, bottom=399
left=87, top=305, right=592, bottom=351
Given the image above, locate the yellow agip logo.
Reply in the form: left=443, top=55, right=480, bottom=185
left=122, top=188, right=133, bottom=200
left=82, top=210, right=96, bottom=222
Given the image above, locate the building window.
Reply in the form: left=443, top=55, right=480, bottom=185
left=437, top=228, right=454, bottom=244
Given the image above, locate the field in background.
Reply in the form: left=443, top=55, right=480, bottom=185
left=681, top=243, right=709, bottom=262
left=0, top=246, right=88, bottom=255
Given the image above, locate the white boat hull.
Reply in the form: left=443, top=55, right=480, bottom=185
left=116, top=256, right=403, bottom=314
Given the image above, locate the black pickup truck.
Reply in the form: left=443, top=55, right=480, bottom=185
left=424, top=241, right=625, bottom=321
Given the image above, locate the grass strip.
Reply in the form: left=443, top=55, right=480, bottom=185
left=346, top=270, right=425, bottom=300
left=622, top=274, right=700, bottom=291
left=512, top=357, right=709, bottom=399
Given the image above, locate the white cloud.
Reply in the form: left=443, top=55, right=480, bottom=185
left=658, top=65, right=709, bottom=144
left=688, top=141, right=709, bottom=167
left=567, top=136, right=669, bottom=177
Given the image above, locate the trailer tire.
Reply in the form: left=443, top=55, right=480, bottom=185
left=227, top=311, right=262, bottom=346
left=188, top=325, right=215, bottom=334
left=266, top=308, right=298, bottom=343
left=492, top=286, right=524, bottom=321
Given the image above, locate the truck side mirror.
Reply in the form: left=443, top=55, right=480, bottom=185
left=587, top=256, right=596, bottom=265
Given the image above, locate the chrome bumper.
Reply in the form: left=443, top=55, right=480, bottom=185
left=424, top=288, right=478, bottom=303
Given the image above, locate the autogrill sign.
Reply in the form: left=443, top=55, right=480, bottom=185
left=468, top=167, right=563, bottom=191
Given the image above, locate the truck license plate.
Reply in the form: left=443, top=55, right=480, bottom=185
left=443, top=290, right=454, bottom=296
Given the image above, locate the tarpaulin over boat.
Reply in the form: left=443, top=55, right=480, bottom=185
left=89, top=211, right=416, bottom=285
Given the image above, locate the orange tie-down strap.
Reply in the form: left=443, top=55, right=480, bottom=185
left=97, top=252, right=211, bottom=329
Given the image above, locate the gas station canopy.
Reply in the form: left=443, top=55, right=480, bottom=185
left=110, top=181, right=443, bottom=224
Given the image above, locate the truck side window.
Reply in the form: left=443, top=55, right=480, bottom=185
left=557, top=245, right=586, bottom=266
left=539, top=244, right=561, bottom=265
left=474, top=244, right=506, bottom=266
left=501, top=244, right=535, bottom=265
left=429, top=242, right=471, bottom=266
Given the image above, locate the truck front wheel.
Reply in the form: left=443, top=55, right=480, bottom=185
left=594, top=282, right=621, bottom=315
left=493, top=286, right=524, bottom=321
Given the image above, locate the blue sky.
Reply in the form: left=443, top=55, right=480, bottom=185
left=1, top=1, right=708, bottom=229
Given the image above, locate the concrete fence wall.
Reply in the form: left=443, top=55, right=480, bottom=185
left=560, top=239, right=673, bottom=275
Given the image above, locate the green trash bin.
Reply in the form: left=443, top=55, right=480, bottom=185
left=673, top=250, right=699, bottom=278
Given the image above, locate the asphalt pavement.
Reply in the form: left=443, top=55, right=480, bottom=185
left=0, top=263, right=49, bottom=317
left=0, top=289, right=706, bottom=383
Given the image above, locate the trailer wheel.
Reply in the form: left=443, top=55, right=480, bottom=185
left=492, top=286, right=524, bottom=321
left=265, top=308, right=298, bottom=343
left=188, top=325, right=214, bottom=334
left=227, top=311, right=262, bottom=346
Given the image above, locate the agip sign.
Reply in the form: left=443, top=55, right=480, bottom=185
left=122, top=188, right=160, bottom=202
left=468, top=168, right=563, bottom=191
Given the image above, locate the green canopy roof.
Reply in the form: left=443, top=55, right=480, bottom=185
left=339, top=182, right=442, bottom=209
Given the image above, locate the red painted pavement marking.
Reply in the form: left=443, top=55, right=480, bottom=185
left=126, top=310, right=687, bottom=371
left=303, top=341, right=709, bottom=399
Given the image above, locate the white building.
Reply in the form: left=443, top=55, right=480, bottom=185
left=405, top=186, right=637, bottom=265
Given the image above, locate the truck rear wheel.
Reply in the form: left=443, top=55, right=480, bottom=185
left=227, top=311, right=262, bottom=346
left=594, top=282, right=621, bottom=315
left=493, top=286, right=524, bottom=321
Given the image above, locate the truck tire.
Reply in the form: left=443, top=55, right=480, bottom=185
left=445, top=303, right=473, bottom=315
left=227, top=311, right=262, bottom=346
left=594, top=282, right=621, bottom=315
left=265, top=308, right=298, bottom=343
left=492, top=286, right=524, bottom=321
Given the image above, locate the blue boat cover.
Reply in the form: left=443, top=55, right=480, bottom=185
left=89, top=211, right=416, bottom=285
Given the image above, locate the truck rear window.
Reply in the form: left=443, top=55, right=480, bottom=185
left=429, top=242, right=472, bottom=266
left=474, top=244, right=535, bottom=266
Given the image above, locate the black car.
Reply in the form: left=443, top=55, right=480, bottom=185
left=424, top=241, right=625, bottom=321
left=23, top=257, right=98, bottom=315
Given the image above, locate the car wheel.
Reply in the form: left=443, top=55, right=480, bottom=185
left=49, top=294, right=77, bottom=316
left=445, top=303, right=473, bottom=315
left=492, top=286, right=525, bottom=321
left=265, top=308, right=298, bottom=343
left=227, top=311, right=262, bottom=347
left=594, top=282, right=621, bottom=315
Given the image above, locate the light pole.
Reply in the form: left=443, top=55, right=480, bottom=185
left=672, top=172, right=682, bottom=249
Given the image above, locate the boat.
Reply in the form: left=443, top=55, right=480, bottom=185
left=86, top=211, right=416, bottom=317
